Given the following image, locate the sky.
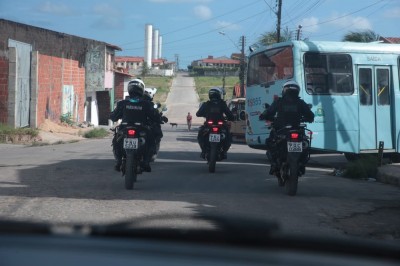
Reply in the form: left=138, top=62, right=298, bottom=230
left=1, top=0, right=399, bottom=68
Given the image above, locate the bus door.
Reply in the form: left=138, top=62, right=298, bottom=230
left=358, top=66, right=393, bottom=150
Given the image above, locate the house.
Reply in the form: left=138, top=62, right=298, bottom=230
left=115, top=56, right=174, bottom=76
left=379, top=36, right=400, bottom=44
left=0, top=19, right=122, bottom=127
left=191, top=55, right=240, bottom=68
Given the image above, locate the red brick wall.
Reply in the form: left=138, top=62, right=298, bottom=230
left=0, top=57, right=8, bottom=124
left=114, top=73, right=125, bottom=101
left=37, top=54, right=85, bottom=127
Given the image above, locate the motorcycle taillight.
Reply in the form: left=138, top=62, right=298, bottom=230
left=217, top=120, right=223, bottom=125
left=212, top=127, right=219, bottom=133
left=127, top=129, right=136, bottom=136
left=207, top=120, right=213, bottom=125
left=290, top=132, right=299, bottom=140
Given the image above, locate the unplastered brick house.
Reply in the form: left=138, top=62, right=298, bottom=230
left=0, top=19, right=123, bottom=128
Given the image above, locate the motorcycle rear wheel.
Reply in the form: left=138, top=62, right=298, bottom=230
left=124, top=153, right=137, bottom=190
left=208, top=146, right=217, bottom=173
left=285, top=163, right=298, bottom=196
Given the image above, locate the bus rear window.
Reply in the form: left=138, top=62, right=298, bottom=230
left=247, top=46, right=293, bottom=87
left=304, top=53, right=354, bottom=95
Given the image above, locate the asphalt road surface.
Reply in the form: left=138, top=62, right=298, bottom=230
left=0, top=74, right=399, bottom=240
left=0, top=125, right=399, bottom=240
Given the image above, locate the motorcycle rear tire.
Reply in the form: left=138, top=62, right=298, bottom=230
left=208, top=146, right=217, bottom=173
left=124, top=153, right=137, bottom=190
left=285, top=162, right=298, bottom=196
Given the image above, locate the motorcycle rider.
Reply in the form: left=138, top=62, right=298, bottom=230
left=142, top=90, right=168, bottom=153
left=110, top=79, right=160, bottom=172
left=259, top=80, right=314, bottom=175
left=196, top=87, right=234, bottom=159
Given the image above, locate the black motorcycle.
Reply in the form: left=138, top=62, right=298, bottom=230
left=150, top=103, right=168, bottom=162
left=112, top=122, right=147, bottom=190
left=267, top=122, right=312, bottom=196
left=202, top=119, right=228, bottom=173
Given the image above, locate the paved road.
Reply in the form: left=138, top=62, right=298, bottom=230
left=1, top=74, right=399, bottom=240
left=164, top=72, right=204, bottom=126
left=1, top=127, right=399, bottom=240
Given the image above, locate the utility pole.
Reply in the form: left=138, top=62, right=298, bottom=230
left=276, top=0, right=282, bottom=43
left=174, top=54, right=179, bottom=72
left=239, top=35, right=246, bottom=97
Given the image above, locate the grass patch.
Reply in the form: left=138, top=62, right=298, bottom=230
left=193, top=76, right=239, bottom=102
left=0, top=124, right=39, bottom=137
left=344, top=155, right=379, bottom=179
left=83, top=128, right=109, bottom=139
left=0, top=124, right=39, bottom=143
left=142, top=76, right=173, bottom=107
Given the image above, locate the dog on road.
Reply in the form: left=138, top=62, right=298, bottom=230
left=170, top=123, right=178, bottom=128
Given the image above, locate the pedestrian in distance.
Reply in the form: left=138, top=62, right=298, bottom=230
left=186, top=112, right=192, bottom=131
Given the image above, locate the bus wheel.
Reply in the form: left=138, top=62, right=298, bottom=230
left=390, top=153, right=400, bottom=163
left=344, top=153, right=360, bottom=162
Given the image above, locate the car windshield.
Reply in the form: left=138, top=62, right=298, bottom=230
left=1, top=0, right=400, bottom=263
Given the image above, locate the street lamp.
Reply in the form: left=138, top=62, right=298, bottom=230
left=218, top=31, right=240, bottom=50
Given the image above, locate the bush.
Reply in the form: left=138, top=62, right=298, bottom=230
left=344, top=155, right=379, bottom=179
left=83, top=128, right=109, bottom=139
left=0, top=124, right=39, bottom=139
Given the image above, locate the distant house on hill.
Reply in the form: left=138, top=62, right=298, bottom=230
left=115, top=56, right=174, bottom=76
left=379, top=36, right=400, bottom=44
left=190, top=55, right=240, bottom=76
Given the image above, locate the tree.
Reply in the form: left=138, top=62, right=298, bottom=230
left=342, top=30, right=380, bottom=42
left=258, top=27, right=292, bottom=46
left=141, top=62, right=150, bottom=78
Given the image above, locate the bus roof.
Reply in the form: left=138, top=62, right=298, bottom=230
left=249, top=40, right=400, bottom=56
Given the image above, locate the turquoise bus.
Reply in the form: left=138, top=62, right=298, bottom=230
left=245, top=40, right=400, bottom=160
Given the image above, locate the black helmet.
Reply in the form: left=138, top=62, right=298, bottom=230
left=282, top=80, right=300, bottom=97
left=128, top=79, right=145, bottom=97
left=209, top=87, right=222, bottom=101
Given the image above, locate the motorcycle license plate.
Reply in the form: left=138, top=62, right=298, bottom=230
left=287, top=141, right=302, bottom=152
left=123, top=138, right=139, bottom=149
left=209, top=134, right=221, bottom=142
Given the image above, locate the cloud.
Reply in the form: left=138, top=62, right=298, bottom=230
left=92, top=3, right=124, bottom=30
left=384, top=7, right=400, bottom=18
left=328, top=14, right=372, bottom=30
left=299, top=17, right=319, bottom=33
left=193, top=5, right=212, bottom=20
left=37, top=1, right=73, bottom=15
left=215, top=20, right=241, bottom=31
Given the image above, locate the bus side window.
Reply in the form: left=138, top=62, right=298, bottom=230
left=359, top=68, right=372, bottom=106
left=377, top=69, right=390, bottom=106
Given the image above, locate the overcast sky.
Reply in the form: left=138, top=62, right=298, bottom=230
left=1, top=0, right=399, bottom=68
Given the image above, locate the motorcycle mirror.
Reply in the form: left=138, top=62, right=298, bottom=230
left=157, top=102, right=161, bottom=108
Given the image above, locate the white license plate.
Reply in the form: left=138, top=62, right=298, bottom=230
left=123, top=138, right=139, bottom=149
left=287, top=141, right=302, bottom=152
left=209, top=134, right=221, bottom=142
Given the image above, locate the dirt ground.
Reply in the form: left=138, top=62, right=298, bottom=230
left=37, top=119, right=93, bottom=144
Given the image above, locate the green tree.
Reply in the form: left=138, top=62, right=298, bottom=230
left=258, top=27, right=292, bottom=46
left=141, top=62, right=150, bottom=78
left=342, top=30, right=380, bottom=42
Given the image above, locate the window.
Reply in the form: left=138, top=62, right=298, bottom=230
left=247, top=46, right=293, bottom=86
left=359, top=68, right=372, bottom=105
left=376, top=68, right=390, bottom=105
left=304, top=53, right=354, bottom=95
